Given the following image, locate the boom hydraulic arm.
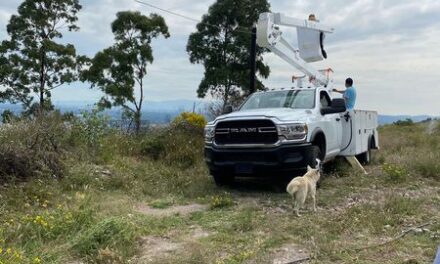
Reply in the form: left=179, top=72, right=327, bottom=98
left=256, top=12, right=334, bottom=87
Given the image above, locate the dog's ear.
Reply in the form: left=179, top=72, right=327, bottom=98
left=307, top=165, right=312, bottom=171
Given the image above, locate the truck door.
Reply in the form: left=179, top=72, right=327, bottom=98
left=319, top=91, right=342, bottom=157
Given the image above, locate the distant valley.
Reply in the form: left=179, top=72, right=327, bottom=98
left=0, top=100, right=436, bottom=125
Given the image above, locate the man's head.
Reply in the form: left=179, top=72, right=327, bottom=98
left=345, top=78, right=353, bottom=88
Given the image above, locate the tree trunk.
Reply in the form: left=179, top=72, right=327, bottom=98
left=134, top=110, right=141, bottom=133
left=222, top=82, right=231, bottom=112
left=39, top=47, right=46, bottom=115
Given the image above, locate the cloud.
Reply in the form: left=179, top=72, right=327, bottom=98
left=1, top=0, right=439, bottom=114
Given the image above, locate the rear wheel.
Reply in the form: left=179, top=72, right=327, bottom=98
left=211, top=171, right=235, bottom=186
left=357, top=139, right=372, bottom=165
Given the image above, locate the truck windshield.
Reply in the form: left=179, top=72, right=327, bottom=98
left=240, top=90, right=315, bottom=110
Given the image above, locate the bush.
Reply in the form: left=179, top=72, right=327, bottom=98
left=139, top=134, right=166, bottom=160
left=138, top=121, right=205, bottom=168
left=0, top=114, right=67, bottom=182
left=69, top=110, right=110, bottom=149
left=172, top=112, right=207, bottom=128
left=411, top=157, right=440, bottom=179
left=393, top=118, right=413, bottom=126
left=382, top=163, right=408, bottom=182
left=209, top=193, right=234, bottom=209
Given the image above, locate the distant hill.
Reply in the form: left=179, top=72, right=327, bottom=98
left=0, top=100, right=211, bottom=124
left=377, top=115, right=434, bottom=125
left=0, top=101, right=436, bottom=125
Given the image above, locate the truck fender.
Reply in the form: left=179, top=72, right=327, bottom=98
left=370, top=133, right=379, bottom=149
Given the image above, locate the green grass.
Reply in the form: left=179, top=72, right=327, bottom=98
left=1, top=119, right=439, bottom=263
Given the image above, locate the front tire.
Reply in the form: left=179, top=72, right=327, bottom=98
left=308, top=145, right=322, bottom=169
left=309, top=145, right=323, bottom=188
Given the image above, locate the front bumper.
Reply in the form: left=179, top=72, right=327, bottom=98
left=204, top=143, right=315, bottom=176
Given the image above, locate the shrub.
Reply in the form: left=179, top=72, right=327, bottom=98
left=172, top=112, right=207, bottom=128
left=0, top=114, right=67, bottom=182
left=411, top=157, right=440, bottom=179
left=210, top=193, right=234, bottom=209
left=139, top=134, right=166, bottom=160
left=69, top=110, right=110, bottom=149
left=138, top=124, right=205, bottom=169
left=393, top=118, right=413, bottom=126
left=382, top=163, right=408, bottom=182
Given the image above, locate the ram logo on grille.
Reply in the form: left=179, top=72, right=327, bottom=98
left=230, top=128, right=257, bottom=133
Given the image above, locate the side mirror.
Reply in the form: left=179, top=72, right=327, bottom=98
left=321, top=98, right=346, bottom=115
left=223, top=105, right=233, bottom=114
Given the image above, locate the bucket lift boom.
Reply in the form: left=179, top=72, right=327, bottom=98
left=256, top=13, right=334, bottom=87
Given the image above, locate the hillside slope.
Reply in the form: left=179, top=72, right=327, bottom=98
left=0, top=118, right=439, bottom=263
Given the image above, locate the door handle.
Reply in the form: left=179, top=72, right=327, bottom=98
left=336, top=118, right=341, bottom=121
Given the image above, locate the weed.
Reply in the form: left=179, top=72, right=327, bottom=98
left=210, top=193, right=234, bottom=209
left=382, top=163, right=408, bottom=182
left=72, top=216, right=138, bottom=258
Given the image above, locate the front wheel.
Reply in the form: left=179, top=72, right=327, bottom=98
left=308, top=145, right=322, bottom=169
left=309, top=145, right=323, bottom=188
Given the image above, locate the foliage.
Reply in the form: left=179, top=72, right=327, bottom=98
left=69, top=109, right=110, bottom=149
left=382, top=163, right=408, bottom=182
left=139, top=113, right=205, bottom=165
left=411, top=157, right=440, bottom=179
left=0, top=0, right=83, bottom=112
left=172, top=112, right=207, bottom=128
left=72, top=216, right=138, bottom=257
left=139, top=125, right=204, bottom=169
left=393, top=118, right=413, bottom=126
left=139, top=134, right=166, bottom=160
left=1, top=118, right=440, bottom=263
left=186, top=0, right=271, bottom=109
left=82, top=11, right=170, bottom=132
left=209, top=193, right=234, bottom=209
left=0, top=114, right=67, bottom=182
left=0, top=110, right=18, bottom=124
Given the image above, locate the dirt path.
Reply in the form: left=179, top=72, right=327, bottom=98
left=135, top=203, right=208, bottom=217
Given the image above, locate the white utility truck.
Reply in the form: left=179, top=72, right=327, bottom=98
left=204, top=12, right=379, bottom=185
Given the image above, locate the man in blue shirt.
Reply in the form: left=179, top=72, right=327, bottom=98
left=333, top=78, right=356, bottom=110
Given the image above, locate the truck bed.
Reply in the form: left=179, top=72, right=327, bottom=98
left=339, top=110, right=379, bottom=156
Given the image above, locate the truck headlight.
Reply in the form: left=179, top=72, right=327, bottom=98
left=204, top=126, right=215, bottom=143
left=277, top=123, right=308, bottom=141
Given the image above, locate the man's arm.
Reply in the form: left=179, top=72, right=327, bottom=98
left=332, top=88, right=345, bottom=94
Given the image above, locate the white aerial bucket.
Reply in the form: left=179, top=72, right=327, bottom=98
left=297, top=27, right=326, bottom=63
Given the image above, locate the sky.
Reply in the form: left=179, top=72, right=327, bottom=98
left=1, top=0, right=440, bottom=115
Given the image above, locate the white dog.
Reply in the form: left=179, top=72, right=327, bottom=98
left=286, top=160, right=321, bottom=216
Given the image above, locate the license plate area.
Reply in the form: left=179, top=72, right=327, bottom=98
left=235, top=163, right=253, bottom=174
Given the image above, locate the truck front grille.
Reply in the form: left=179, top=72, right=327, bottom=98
left=214, top=120, right=278, bottom=145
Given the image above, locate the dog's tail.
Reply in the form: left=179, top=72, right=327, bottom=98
left=286, top=182, right=300, bottom=195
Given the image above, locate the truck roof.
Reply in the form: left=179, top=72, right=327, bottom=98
left=254, top=87, right=329, bottom=94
